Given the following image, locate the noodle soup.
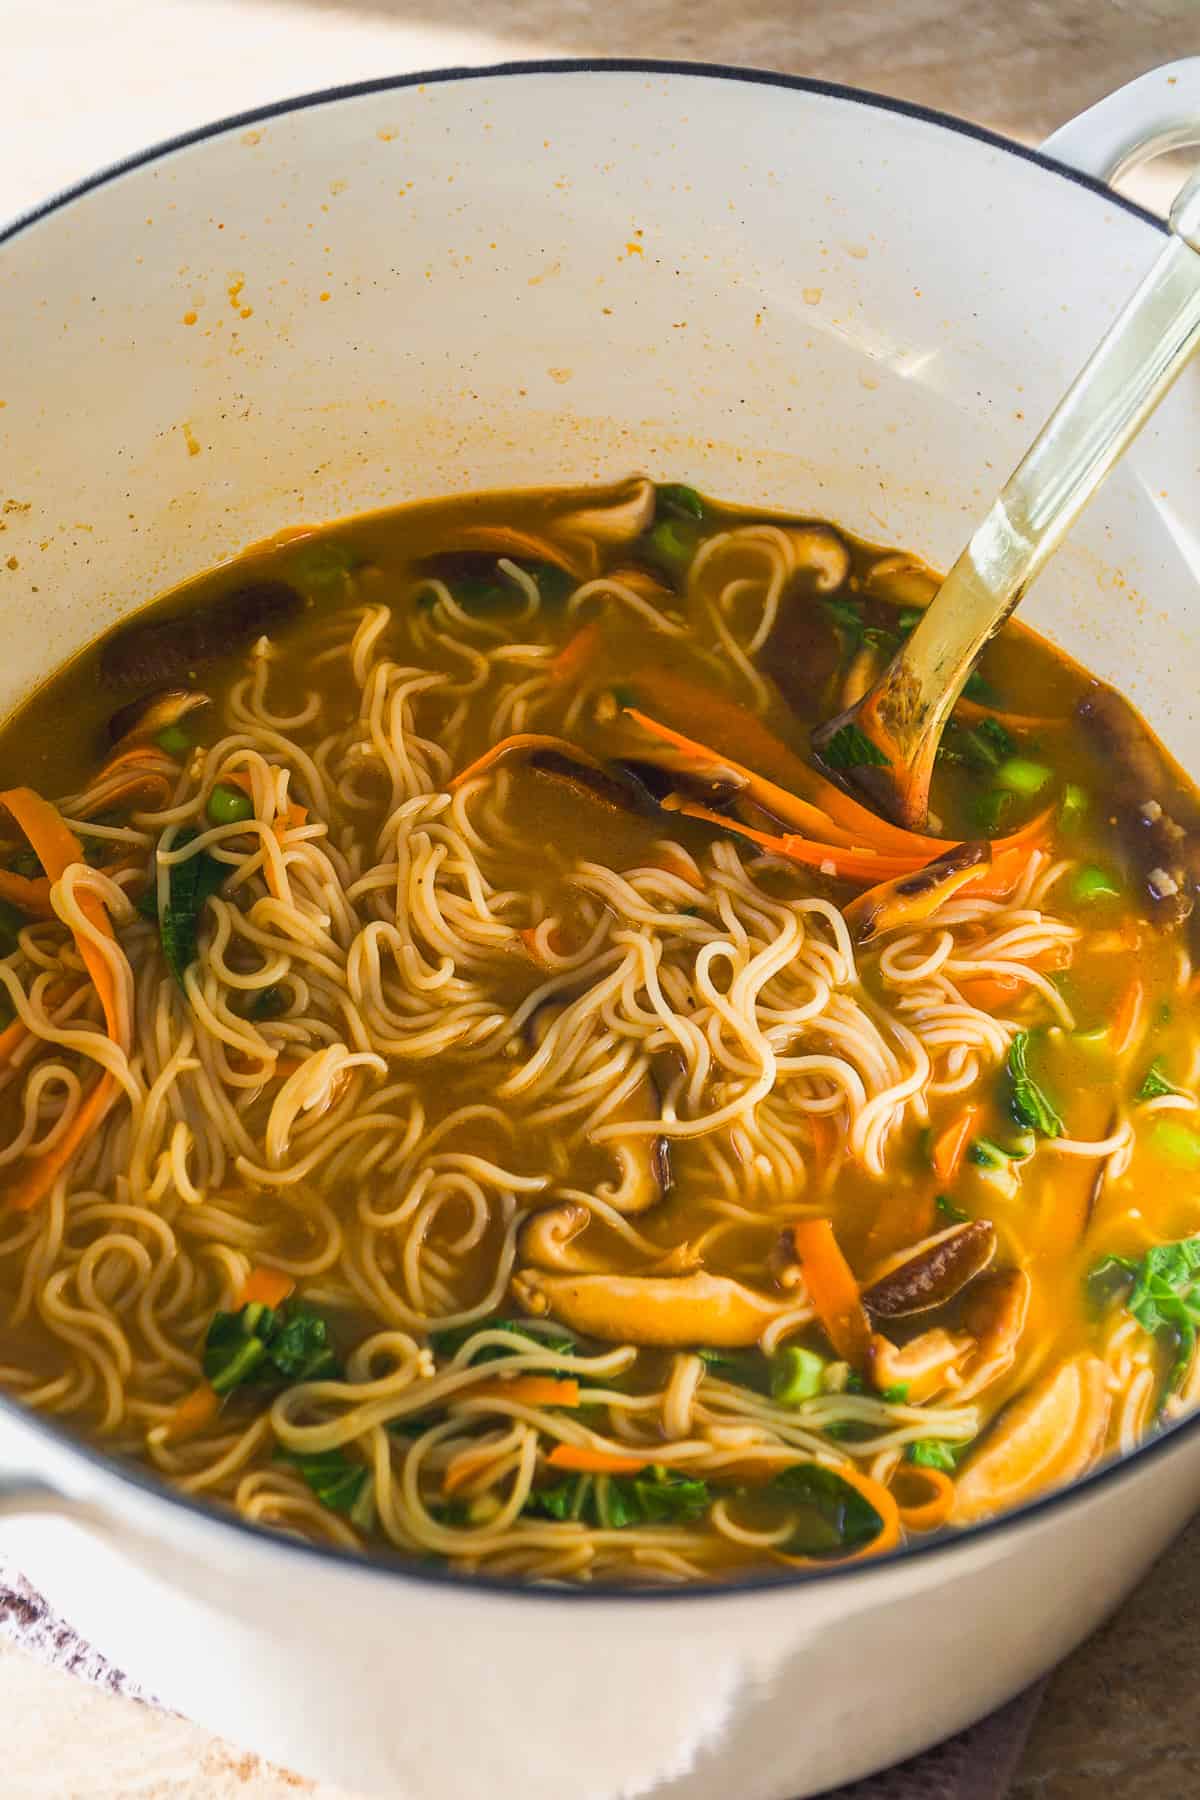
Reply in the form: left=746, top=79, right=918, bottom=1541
left=0, top=476, right=1196, bottom=1583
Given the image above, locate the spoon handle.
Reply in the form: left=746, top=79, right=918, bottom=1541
left=814, top=165, right=1200, bottom=828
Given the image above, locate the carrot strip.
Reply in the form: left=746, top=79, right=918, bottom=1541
left=0, top=870, right=55, bottom=918
left=549, top=620, right=603, bottom=686
left=863, top=1187, right=935, bottom=1263
left=442, top=1445, right=506, bottom=1497
left=273, top=803, right=308, bottom=844
left=161, top=1382, right=222, bottom=1445
left=954, top=698, right=1064, bottom=732
left=773, top=1462, right=902, bottom=1565
left=0, top=788, right=120, bottom=1042
left=446, top=524, right=583, bottom=578
left=465, top=1378, right=580, bottom=1409
left=0, top=1017, right=28, bottom=1065
left=792, top=1218, right=872, bottom=1367
left=891, top=1464, right=956, bottom=1532
left=807, top=1112, right=840, bottom=1165
left=667, top=798, right=926, bottom=882
left=546, top=1443, right=650, bottom=1475
left=931, top=1106, right=979, bottom=1185
left=238, top=1267, right=296, bottom=1310
left=519, top=924, right=573, bottom=969
left=622, top=667, right=940, bottom=853
left=1110, top=977, right=1144, bottom=1057
left=7, top=1075, right=116, bottom=1212
left=448, top=734, right=609, bottom=795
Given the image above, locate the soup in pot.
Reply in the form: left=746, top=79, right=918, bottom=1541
left=0, top=475, right=1196, bottom=1583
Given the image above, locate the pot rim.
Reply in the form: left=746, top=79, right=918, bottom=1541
left=0, top=57, right=1184, bottom=1604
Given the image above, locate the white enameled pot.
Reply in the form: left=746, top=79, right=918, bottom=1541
left=1, top=58, right=1199, bottom=1800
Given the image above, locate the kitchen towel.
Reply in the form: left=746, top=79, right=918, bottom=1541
left=0, top=1546, right=1042, bottom=1800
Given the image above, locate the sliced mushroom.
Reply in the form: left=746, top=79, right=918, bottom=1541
left=785, top=526, right=852, bottom=594
left=511, top=1268, right=800, bottom=1347
left=951, top=1353, right=1111, bottom=1525
left=844, top=842, right=991, bottom=946
left=861, top=553, right=939, bottom=609
left=952, top=1267, right=1031, bottom=1401
left=99, top=580, right=303, bottom=690
left=527, top=749, right=646, bottom=815
left=554, top=477, right=656, bottom=567
left=863, top=1221, right=997, bottom=1320
left=107, top=686, right=211, bottom=751
left=518, top=1202, right=699, bottom=1278
left=868, top=1328, right=973, bottom=1403
left=601, top=1070, right=672, bottom=1215
left=614, top=756, right=744, bottom=812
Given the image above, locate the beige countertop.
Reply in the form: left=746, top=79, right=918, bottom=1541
left=3, top=3, right=1199, bottom=1795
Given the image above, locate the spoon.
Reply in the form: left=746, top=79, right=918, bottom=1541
left=811, top=161, right=1200, bottom=830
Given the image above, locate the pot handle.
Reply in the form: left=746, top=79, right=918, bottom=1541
left=1040, top=58, right=1200, bottom=186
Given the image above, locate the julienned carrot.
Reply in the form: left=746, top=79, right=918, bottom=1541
left=238, top=1266, right=296, bottom=1309
left=792, top=1218, right=872, bottom=1367
left=863, top=1187, right=935, bottom=1263
left=546, top=1443, right=650, bottom=1475
left=442, top=1444, right=505, bottom=1497
left=0, top=870, right=55, bottom=918
left=519, top=924, right=572, bottom=969
left=891, top=1464, right=956, bottom=1532
left=161, top=1382, right=222, bottom=1445
left=465, top=1378, right=581, bottom=1409
left=448, top=734, right=609, bottom=794
left=954, top=697, right=1064, bottom=733
left=807, top=1112, right=839, bottom=1165
left=931, top=1106, right=979, bottom=1185
left=7, top=1076, right=116, bottom=1212
left=0, top=1017, right=28, bottom=1065
left=773, top=1462, right=901, bottom=1565
left=447, top=524, right=583, bottom=578
left=273, top=802, right=308, bottom=844
left=0, top=788, right=120, bottom=1042
left=550, top=619, right=603, bottom=686
left=1110, top=977, right=1145, bottom=1057
left=667, top=798, right=929, bottom=883
left=626, top=708, right=860, bottom=849
left=620, top=666, right=938, bottom=853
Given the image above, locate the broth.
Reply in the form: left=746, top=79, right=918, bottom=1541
left=0, top=475, right=1195, bottom=1582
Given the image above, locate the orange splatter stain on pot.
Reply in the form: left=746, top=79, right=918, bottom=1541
left=183, top=310, right=198, bottom=326
left=180, top=423, right=202, bottom=458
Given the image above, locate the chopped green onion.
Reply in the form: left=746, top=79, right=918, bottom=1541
left=970, top=1134, right=1034, bottom=1169
left=880, top=1383, right=910, bottom=1403
left=1072, top=865, right=1121, bottom=903
left=207, top=783, right=254, bottom=826
left=1149, top=1120, right=1200, bottom=1169
left=654, top=483, right=705, bottom=522
left=155, top=723, right=191, bottom=756
left=647, top=518, right=698, bottom=569
left=1058, top=783, right=1087, bottom=831
left=896, top=609, right=922, bottom=634
left=821, top=724, right=890, bottom=770
left=906, top=1439, right=960, bottom=1472
left=282, top=1446, right=369, bottom=1516
left=994, top=757, right=1052, bottom=797
left=769, top=1346, right=825, bottom=1405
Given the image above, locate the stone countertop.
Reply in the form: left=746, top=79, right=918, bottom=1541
left=2, top=3, right=1199, bottom=1795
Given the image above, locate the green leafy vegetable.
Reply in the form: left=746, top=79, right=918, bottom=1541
left=972, top=789, right=1014, bottom=833
left=962, top=669, right=998, bottom=704
left=141, top=830, right=229, bottom=987
left=204, top=1299, right=339, bottom=1396
left=655, top=483, right=705, bottom=522
left=821, top=724, right=890, bottom=771
left=906, top=1439, right=961, bottom=1472
left=647, top=518, right=699, bottom=571
left=935, top=1193, right=970, bottom=1224
left=1084, top=1253, right=1137, bottom=1315
left=821, top=597, right=865, bottom=647
left=249, top=984, right=288, bottom=1021
left=769, top=1346, right=825, bottom=1405
left=771, top=1462, right=884, bottom=1555
left=525, top=1464, right=711, bottom=1530
left=281, top=1446, right=370, bottom=1519
left=0, top=898, right=25, bottom=957
left=1088, top=1236, right=1200, bottom=1395
left=1137, top=1059, right=1179, bottom=1102
left=696, top=1346, right=772, bottom=1393
left=969, top=1133, right=1034, bottom=1169
left=1006, top=1031, right=1064, bottom=1138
